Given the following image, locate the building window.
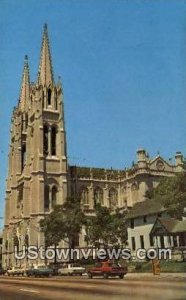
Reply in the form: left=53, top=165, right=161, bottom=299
left=42, top=91, right=45, bottom=108
left=25, top=234, right=29, bottom=248
left=17, top=184, right=23, bottom=209
left=21, top=143, right=26, bottom=171
left=54, top=91, right=58, bottom=110
left=13, top=236, right=20, bottom=251
left=109, top=188, right=118, bottom=209
left=140, top=235, right=145, bottom=249
left=94, top=187, right=103, bottom=206
left=51, top=185, right=57, bottom=207
left=143, top=216, right=147, bottom=223
left=43, top=125, right=49, bottom=155
left=149, top=235, right=154, bottom=247
left=51, top=126, right=56, bottom=156
left=131, top=237, right=136, bottom=251
left=81, top=188, right=89, bottom=206
left=130, top=219, right=134, bottom=229
left=173, top=236, right=178, bottom=248
left=44, top=185, right=50, bottom=211
left=160, top=235, right=165, bottom=248
left=47, top=88, right=52, bottom=106
left=25, top=113, right=28, bottom=129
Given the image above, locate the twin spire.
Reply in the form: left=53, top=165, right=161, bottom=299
left=19, top=55, right=30, bottom=110
left=19, top=24, right=54, bottom=110
left=38, top=24, right=54, bottom=86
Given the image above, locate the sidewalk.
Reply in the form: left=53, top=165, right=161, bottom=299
left=126, top=272, right=186, bottom=279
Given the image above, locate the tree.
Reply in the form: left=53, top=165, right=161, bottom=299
left=147, top=173, right=186, bottom=219
left=85, top=204, right=127, bottom=248
left=40, top=197, right=86, bottom=262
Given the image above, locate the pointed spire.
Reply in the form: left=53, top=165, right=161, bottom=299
left=38, top=24, right=54, bottom=86
left=19, top=55, right=30, bottom=110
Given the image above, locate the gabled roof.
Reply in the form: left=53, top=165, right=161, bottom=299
left=126, top=199, right=165, bottom=219
left=157, top=218, right=179, bottom=232
left=151, top=218, right=186, bottom=235
left=149, top=155, right=171, bottom=166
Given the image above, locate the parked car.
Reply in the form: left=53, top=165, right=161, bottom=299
left=58, top=263, right=86, bottom=276
left=49, top=264, right=60, bottom=276
left=7, top=267, right=24, bottom=276
left=87, top=261, right=127, bottom=279
left=26, top=265, right=53, bottom=277
left=0, top=268, right=6, bottom=275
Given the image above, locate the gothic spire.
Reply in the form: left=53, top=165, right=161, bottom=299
left=38, top=24, right=54, bottom=86
left=19, top=55, right=30, bottom=110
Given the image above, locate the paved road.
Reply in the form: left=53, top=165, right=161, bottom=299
left=0, top=275, right=185, bottom=300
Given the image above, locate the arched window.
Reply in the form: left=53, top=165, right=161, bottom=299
left=81, top=188, right=89, bottom=206
left=51, top=126, right=56, bottom=156
left=42, top=91, right=45, bottom=108
left=21, top=143, right=26, bottom=171
left=18, top=184, right=23, bottom=206
left=47, top=88, right=52, bottom=106
left=44, top=185, right=50, bottom=211
left=109, top=188, right=118, bottom=209
left=43, top=125, right=49, bottom=155
left=25, top=234, right=29, bottom=248
left=54, top=90, right=58, bottom=110
left=13, top=236, right=20, bottom=251
left=51, top=185, right=57, bottom=207
left=94, top=187, right=103, bottom=206
left=25, top=113, right=28, bottom=129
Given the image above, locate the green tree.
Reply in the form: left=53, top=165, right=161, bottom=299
left=147, top=173, right=186, bottom=219
left=85, top=204, right=127, bottom=248
left=40, top=197, right=86, bottom=262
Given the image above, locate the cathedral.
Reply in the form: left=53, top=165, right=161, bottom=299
left=2, top=25, right=185, bottom=267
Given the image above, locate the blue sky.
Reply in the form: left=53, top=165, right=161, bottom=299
left=0, top=0, right=186, bottom=228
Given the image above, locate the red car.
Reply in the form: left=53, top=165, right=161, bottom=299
left=87, top=261, right=127, bottom=279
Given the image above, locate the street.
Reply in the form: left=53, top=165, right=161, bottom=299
left=0, top=274, right=185, bottom=300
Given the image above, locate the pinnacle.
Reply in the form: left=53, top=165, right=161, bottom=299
left=19, top=55, right=30, bottom=110
left=37, top=24, right=54, bottom=86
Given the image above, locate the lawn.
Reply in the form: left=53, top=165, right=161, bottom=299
left=127, top=260, right=186, bottom=273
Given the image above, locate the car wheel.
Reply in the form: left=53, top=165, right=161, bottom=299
left=103, top=273, right=109, bottom=279
left=119, top=274, right=124, bottom=279
left=88, top=272, right=93, bottom=279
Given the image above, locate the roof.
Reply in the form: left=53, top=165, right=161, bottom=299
left=151, top=218, right=186, bottom=235
left=126, top=199, right=165, bottom=219
left=158, top=218, right=179, bottom=232
left=172, top=219, right=186, bottom=233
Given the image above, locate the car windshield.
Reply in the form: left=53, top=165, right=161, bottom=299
left=73, top=263, right=80, bottom=267
left=108, top=263, right=121, bottom=267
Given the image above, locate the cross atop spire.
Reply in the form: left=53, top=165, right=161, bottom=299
left=38, top=24, right=54, bottom=86
left=19, top=55, right=30, bottom=110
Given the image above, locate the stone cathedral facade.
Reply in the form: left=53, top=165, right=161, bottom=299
left=2, top=25, right=185, bottom=267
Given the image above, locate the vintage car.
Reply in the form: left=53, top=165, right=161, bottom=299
left=7, top=267, right=25, bottom=276
left=87, top=261, right=127, bottom=279
left=58, top=263, right=86, bottom=276
left=26, top=265, right=53, bottom=277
